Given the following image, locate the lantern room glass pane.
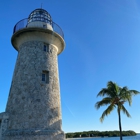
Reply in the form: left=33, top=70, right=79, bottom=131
left=28, top=9, right=52, bottom=25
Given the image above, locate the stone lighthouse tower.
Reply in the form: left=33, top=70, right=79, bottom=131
left=0, top=8, right=65, bottom=140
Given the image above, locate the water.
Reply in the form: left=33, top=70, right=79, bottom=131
left=67, top=134, right=140, bottom=140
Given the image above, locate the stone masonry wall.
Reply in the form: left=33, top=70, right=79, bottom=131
left=4, top=41, right=64, bottom=140
left=0, top=112, right=9, bottom=140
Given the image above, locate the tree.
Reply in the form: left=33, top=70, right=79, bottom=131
left=95, top=81, right=139, bottom=140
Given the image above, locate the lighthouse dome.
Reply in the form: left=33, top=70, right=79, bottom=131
left=28, top=8, right=52, bottom=24
left=27, top=8, right=53, bottom=30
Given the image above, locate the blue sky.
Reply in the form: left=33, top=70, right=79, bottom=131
left=1, top=0, right=140, bottom=133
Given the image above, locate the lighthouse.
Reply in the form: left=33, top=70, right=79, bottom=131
left=0, top=8, right=65, bottom=140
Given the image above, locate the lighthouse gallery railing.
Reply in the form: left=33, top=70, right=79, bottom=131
left=13, top=18, right=64, bottom=38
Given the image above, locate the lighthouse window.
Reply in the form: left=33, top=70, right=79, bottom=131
left=0, top=119, right=1, bottom=129
left=42, top=71, right=49, bottom=83
left=44, top=45, right=47, bottom=51
left=44, top=44, right=49, bottom=52
left=42, top=74, right=46, bottom=81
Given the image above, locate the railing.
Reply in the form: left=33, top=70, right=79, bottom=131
left=13, top=18, right=64, bottom=38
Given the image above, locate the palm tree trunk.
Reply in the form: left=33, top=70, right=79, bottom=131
left=118, top=107, right=123, bottom=140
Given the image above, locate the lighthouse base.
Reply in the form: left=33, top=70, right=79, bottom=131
left=2, top=129, right=65, bottom=140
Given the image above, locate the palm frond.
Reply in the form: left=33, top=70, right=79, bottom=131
left=100, top=104, right=115, bottom=122
left=95, top=97, right=112, bottom=109
left=119, top=87, right=130, bottom=105
left=120, top=87, right=140, bottom=106
left=129, top=90, right=140, bottom=95
left=97, top=88, right=110, bottom=97
left=97, top=81, right=119, bottom=98
left=125, top=93, right=132, bottom=106
left=121, top=105, right=131, bottom=118
left=107, top=81, right=120, bottom=97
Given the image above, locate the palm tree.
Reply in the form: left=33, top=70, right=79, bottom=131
left=95, top=81, right=139, bottom=140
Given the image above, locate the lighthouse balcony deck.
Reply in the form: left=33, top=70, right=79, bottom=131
left=13, top=18, right=64, bottom=39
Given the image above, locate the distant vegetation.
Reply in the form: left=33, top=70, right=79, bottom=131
left=66, top=130, right=136, bottom=138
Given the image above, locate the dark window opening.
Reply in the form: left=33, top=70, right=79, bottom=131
left=42, top=73, right=46, bottom=81
left=0, top=120, right=2, bottom=129
left=44, top=44, right=49, bottom=52
left=42, top=71, right=49, bottom=83
left=44, top=45, right=47, bottom=52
